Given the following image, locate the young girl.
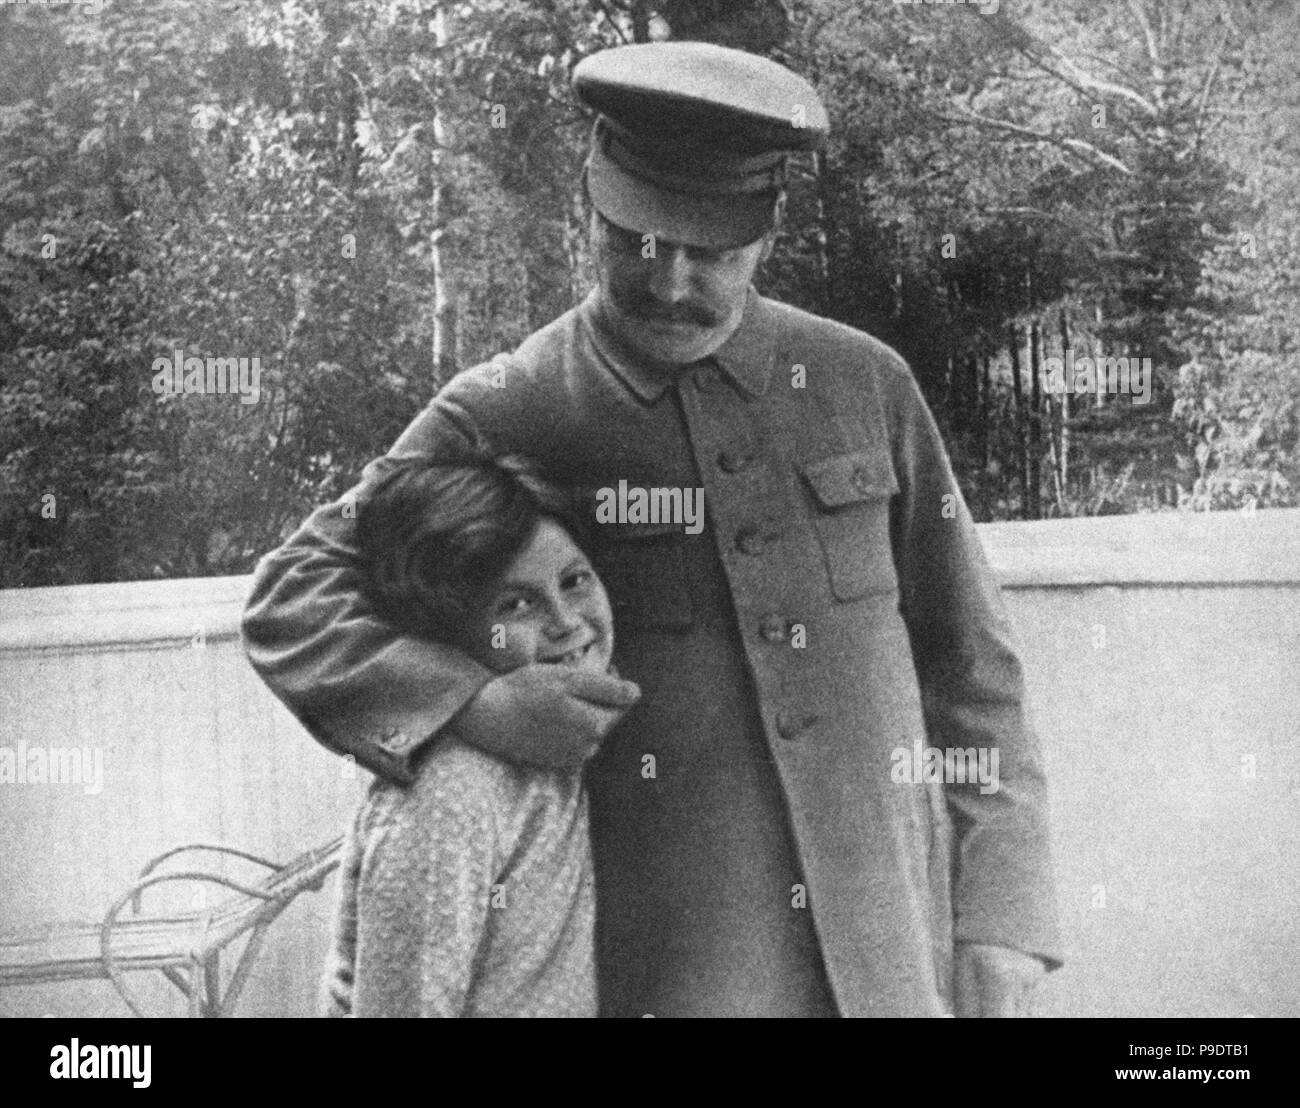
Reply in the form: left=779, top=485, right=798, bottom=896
left=321, top=454, right=613, bottom=1017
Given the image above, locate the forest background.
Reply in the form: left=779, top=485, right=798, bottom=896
left=2, top=0, right=1296, bottom=586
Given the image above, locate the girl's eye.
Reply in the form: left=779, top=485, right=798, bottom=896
left=686, top=244, right=727, bottom=264
left=563, top=568, right=594, bottom=591
left=495, top=594, right=532, bottom=617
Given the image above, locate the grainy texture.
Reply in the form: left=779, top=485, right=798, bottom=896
left=1, top=516, right=1297, bottom=1016
left=321, top=738, right=595, bottom=1018
left=241, top=288, right=1062, bottom=1016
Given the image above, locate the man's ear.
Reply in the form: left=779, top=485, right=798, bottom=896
left=760, top=192, right=787, bottom=263
left=772, top=191, right=787, bottom=230
left=579, top=161, right=592, bottom=211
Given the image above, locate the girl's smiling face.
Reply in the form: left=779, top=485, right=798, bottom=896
left=465, top=518, right=614, bottom=675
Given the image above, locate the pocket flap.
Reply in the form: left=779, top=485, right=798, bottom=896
left=800, top=450, right=898, bottom=509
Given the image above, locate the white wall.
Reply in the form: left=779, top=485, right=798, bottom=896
left=2, top=510, right=1297, bottom=1017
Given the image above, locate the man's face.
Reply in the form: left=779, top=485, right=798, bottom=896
left=591, top=210, right=774, bottom=369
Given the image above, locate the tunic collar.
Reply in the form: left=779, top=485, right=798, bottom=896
left=579, top=286, right=776, bottom=402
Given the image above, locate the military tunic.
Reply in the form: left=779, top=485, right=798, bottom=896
left=242, top=286, right=1063, bottom=1017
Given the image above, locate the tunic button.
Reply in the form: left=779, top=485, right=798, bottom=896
left=735, top=519, right=782, bottom=555
left=776, top=711, right=820, bottom=741
left=758, top=614, right=788, bottom=643
left=851, top=466, right=872, bottom=493
left=735, top=526, right=766, bottom=555
left=717, top=448, right=755, bottom=474
left=378, top=729, right=410, bottom=753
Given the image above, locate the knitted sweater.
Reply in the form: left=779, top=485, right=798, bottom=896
left=322, top=736, right=596, bottom=1017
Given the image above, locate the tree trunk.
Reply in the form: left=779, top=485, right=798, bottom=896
left=1058, top=307, right=1072, bottom=500
left=1029, top=319, right=1042, bottom=519
left=1094, top=302, right=1105, bottom=408
left=430, top=2, right=456, bottom=386
left=338, top=53, right=361, bottom=192
left=812, top=148, right=832, bottom=314
left=631, top=0, right=652, bottom=42
left=565, top=182, right=588, bottom=306
left=944, top=280, right=960, bottom=431
left=1008, top=323, right=1029, bottom=518
left=979, top=350, right=991, bottom=469
left=966, top=352, right=980, bottom=447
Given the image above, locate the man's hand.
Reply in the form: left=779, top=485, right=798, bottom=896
left=453, top=664, right=642, bottom=768
left=954, top=942, right=1046, bottom=1018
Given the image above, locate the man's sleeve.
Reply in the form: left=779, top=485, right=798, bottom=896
left=241, top=386, right=496, bottom=785
left=881, top=357, right=1064, bottom=970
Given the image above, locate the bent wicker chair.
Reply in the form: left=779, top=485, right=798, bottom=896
left=0, top=836, right=343, bottom=1017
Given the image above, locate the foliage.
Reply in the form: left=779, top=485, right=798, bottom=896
left=1, top=0, right=1297, bottom=585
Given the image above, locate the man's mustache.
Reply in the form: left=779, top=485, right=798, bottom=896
left=615, top=292, right=721, bottom=327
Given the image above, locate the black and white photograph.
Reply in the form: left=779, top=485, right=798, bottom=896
left=0, top=0, right=1295, bottom=1055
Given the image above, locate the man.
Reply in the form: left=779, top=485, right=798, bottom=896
left=243, top=41, right=1062, bottom=1017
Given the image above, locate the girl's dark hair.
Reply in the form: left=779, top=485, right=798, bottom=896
left=356, top=453, right=593, bottom=644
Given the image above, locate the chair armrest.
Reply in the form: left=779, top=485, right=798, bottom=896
left=101, top=873, right=276, bottom=1018
left=131, top=845, right=281, bottom=913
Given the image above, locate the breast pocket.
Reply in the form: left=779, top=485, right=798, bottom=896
left=588, top=521, right=694, bottom=632
left=799, top=449, right=900, bottom=602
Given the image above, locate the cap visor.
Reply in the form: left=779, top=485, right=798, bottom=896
left=587, top=146, right=776, bottom=250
